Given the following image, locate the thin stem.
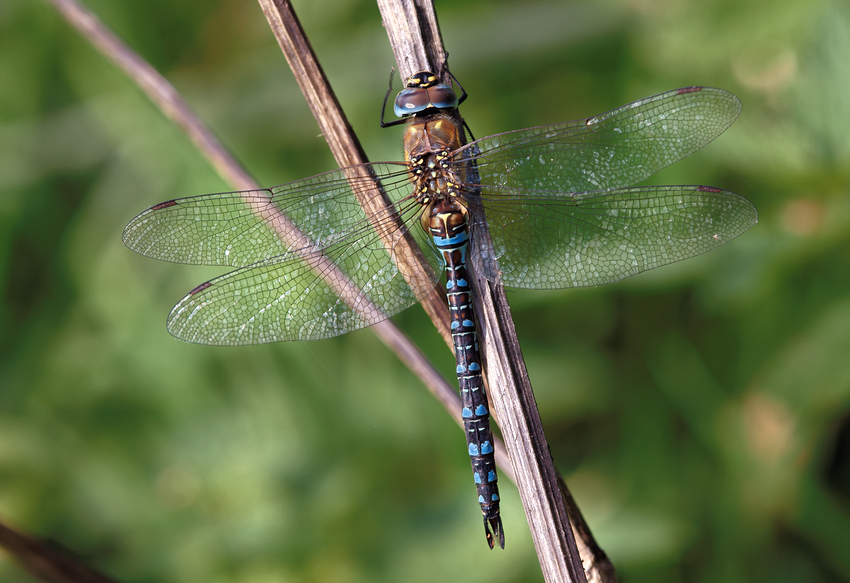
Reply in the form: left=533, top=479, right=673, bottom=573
left=44, top=0, right=256, bottom=191
left=377, top=2, right=607, bottom=582
left=0, top=519, right=121, bottom=583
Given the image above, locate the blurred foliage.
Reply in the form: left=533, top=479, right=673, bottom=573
left=1, top=0, right=849, bottom=581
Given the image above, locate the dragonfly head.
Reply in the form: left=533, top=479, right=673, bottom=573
left=393, top=70, right=459, bottom=118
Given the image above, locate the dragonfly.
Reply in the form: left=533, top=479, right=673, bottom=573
left=123, top=70, right=756, bottom=549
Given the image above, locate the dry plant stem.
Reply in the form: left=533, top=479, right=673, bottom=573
left=43, top=0, right=256, bottom=192
left=559, top=479, right=618, bottom=583
left=0, top=520, right=121, bottom=583
left=379, top=1, right=602, bottom=582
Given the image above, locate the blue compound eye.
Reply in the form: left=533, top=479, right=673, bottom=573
left=393, top=83, right=458, bottom=117
left=426, top=84, right=459, bottom=109
left=394, top=86, right=430, bottom=116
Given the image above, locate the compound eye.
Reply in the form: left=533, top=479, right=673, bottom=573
left=394, top=87, right=432, bottom=117
left=393, top=81, right=459, bottom=118
left=426, top=85, right=458, bottom=109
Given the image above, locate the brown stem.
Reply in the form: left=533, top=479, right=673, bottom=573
left=376, top=2, right=615, bottom=582
left=0, top=520, right=121, bottom=583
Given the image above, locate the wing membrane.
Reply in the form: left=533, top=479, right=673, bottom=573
left=166, top=205, right=440, bottom=343
left=123, top=163, right=413, bottom=267
left=466, top=87, right=741, bottom=196
left=470, top=186, right=757, bottom=289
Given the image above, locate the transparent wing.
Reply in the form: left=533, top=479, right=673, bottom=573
left=123, top=163, right=412, bottom=267
left=123, top=164, right=442, bottom=344
left=470, top=186, right=757, bottom=289
left=464, top=87, right=741, bottom=195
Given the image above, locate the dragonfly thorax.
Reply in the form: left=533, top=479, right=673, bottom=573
left=411, top=149, right=455, bottom=190
left=403, top=114, right=463, bottom=159
left=414, top=148, right=465, bottom=233
left=404, top=113, right=467, bottom=227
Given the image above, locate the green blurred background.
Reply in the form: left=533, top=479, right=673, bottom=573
left=2, top=0, right=849, bottom=581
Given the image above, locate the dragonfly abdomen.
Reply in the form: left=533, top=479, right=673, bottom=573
left=427, top=198, right=504, bottom=549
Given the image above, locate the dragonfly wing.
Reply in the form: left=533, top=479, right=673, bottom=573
left=166, top=198, right=442, bottom=344
left=124, top=162, right=443, bottom=344
left=469, top=186, right=757, bottom=289
left=467, top=87, right=741, bottom=195
left=123, top=163, right=414, bottom=267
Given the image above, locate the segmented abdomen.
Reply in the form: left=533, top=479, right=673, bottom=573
left=428, top=198, right=504, bottom=549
